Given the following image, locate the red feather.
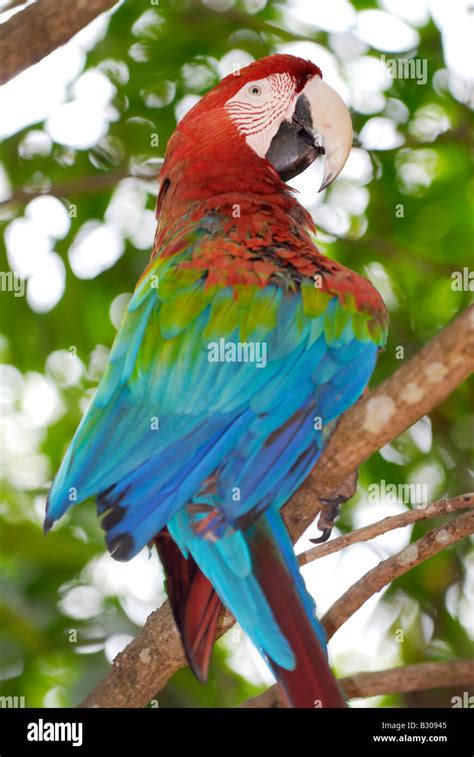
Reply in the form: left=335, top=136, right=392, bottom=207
left=154, top=529, right=223, bottom=682
left=249, top=520, right=346, bottom=708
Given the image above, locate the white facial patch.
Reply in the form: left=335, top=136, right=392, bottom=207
left=225, top=72, right=298, bottom=158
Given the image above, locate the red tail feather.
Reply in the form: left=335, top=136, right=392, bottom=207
left=154, top=529, right=223, bottom=682
left=250, top=522, right=346, bottom=708
left=155, top=524, right=345, bottom=707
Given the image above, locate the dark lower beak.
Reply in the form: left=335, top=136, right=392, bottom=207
left=265, top=75, right=352, bottom=190
left=265, top=93, right=322, bottom=182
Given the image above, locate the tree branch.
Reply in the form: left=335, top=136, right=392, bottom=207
left=306, top=306, right=473, bottom=507
left=0, top=170, right=158, bottom=206
left=82, top=501, right=474, bottom=708
left=298, top=493, right=474, bottom=566
left=1, top=0, right=29, bottom=13
left=342, top=660, right=474, bottom=700
left=78, top=307, right=473, bottom=708
left=322, top=509, right=474, bottom=639
left=243, top=660, right=474, bottom=707
left=0, top=0, right=119, bottom=85
left=244, top=506, right=474, bottom=708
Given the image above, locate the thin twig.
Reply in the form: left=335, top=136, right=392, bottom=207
left=0, top=170, right=159, bottom=206
left=299, top=493, right=474, bottom=566
left=322, top=509, right=474, bottom=640
left=243, top=660, right=474, bottom=707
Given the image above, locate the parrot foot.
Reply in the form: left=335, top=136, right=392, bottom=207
left=310, top=469, right=359, bottom=544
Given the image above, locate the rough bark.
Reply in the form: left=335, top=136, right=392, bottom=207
left=0, top=0, right=118, bottom=85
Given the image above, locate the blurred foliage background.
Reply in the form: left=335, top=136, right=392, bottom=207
left=0, top=0, right=473, bottom=708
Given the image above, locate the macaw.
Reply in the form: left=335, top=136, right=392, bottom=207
left=46, top=54, right=387, bottom=708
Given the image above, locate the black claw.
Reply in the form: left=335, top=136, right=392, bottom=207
left=310, top=500, right=342, bottom=544
left=310, top=527, right=332, bottom=545
left=311, top=469, right=359, bottom=545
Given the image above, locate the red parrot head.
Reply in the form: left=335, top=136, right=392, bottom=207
left=160, top=54, right=352, bottom=207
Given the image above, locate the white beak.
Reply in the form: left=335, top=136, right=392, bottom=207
left=301, top=75, right=353, bottom=191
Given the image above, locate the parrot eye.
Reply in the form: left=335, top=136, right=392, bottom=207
left=248, top=85, right=262, bottom=96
